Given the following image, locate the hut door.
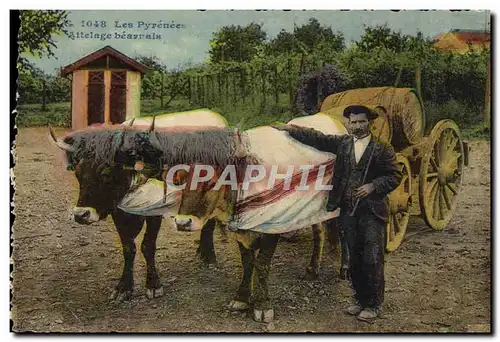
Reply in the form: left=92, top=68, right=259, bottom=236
left=110, top=71, right=127, bottom=124
left=87, top=71, right=105, bottom=125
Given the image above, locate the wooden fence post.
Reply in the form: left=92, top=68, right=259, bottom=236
left=241, top=68, right=246, bottom=105
left=217, top=73, right=221, bottom=106
left=250, top=66, right=255, bottom=106
left=274, top=64, right=279, bottom=105
left=288, top=58, right=294, bottom=107
left=232, top=71, right=237, bottom=105
left=316, top=61, right=323, bottom=111
left=261, top=64, right=266, bottom=108
left=160, top=72, right=164, bottom=109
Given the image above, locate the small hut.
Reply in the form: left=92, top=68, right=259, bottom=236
left=61, top=45, right=150, bottom=130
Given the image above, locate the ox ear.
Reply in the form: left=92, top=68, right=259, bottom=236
left=148, top=130, right=163, bottom=152
left=233, top=127, right=247, bottom=158
left=48, top=125, right=76, bottom=152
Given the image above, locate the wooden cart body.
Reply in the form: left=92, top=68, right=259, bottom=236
left=320, top=87, right=470, bottom=251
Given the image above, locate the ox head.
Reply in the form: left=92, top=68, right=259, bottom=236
left=72, top=160, right=134, bottom=224
left=172, top=128, right=250, bottom=232
left=49, top=124, right=160, bottom=225
left=172, top=166, right=231, bottom=232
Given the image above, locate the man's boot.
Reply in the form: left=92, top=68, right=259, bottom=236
left=356, top=307, right=379, bottom=323
left=344, top=302, right=362, bottom=316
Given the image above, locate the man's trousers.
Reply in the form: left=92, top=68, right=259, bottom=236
left=339, top=210, right=386, bottom=310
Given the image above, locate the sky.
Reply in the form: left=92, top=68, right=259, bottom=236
left=25, top=10, right=491, bottom=75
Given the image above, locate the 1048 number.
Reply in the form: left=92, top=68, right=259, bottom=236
left=81, top=20, right=107, bottom=28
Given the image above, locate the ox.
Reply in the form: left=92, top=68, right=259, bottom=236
left=136, top=125, right=343, bottom=323
left=49, top=122, right=223, bottom=301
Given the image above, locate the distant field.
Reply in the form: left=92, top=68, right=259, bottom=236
left=14, top=97, right=488, bottom=140
left=15, top=94, right=297, bottom=131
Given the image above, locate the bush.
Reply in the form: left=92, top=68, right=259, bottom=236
left=294, top=64, right=347, bottom=115
left=16, top=103, right=71, bottom=127
left=424, top=100, right=482, bottom=132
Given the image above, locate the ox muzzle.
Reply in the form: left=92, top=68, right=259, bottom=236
left=73, top=207, right=100, bottom=225
left=174, top=215, right=204, bottom=232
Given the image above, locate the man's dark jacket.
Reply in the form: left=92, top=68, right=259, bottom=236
left=286, top=125, right=402, bottom=222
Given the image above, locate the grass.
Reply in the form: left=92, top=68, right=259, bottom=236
left=15, top=93, right=301, bottom=131
left=462, top=122, right=490, bottom=141
left=16, top=102, right=71, bottom=127
left=16, top=97, right=490, bottom=141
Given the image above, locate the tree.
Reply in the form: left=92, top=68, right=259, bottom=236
left=208, top=22, right=267, bottom=63
left=294, top=18, right=344, bottom=52
left=267, top=18, right=345, bottom=55
left=136, top=56, right=166, bottom=72
left=18, top=10, right=69, bottom=65
left=355, top=24, right=433, bottom=53
left=136, top=56, right=167, bottom=102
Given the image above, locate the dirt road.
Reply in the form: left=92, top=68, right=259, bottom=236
left=11, top=127, right=491, bottom=333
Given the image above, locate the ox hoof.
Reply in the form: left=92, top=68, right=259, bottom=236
left=228, top=300, right=249, bottom=311
left=253, top=308, right=274, bottom=323
left=146, top=286, right=164, bottom=299
left=109, top=289, right=133, bottom=302
left=198, top=255, right=217, bottom=267
left=339, top=268, right=349, bottom=280
left=303, top=266, right=319, bottom=281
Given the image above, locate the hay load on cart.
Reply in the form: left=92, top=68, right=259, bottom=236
left=319, top=86, right=469, bottom=252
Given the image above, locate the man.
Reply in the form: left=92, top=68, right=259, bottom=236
left=272, top=104, right=402, bottom=323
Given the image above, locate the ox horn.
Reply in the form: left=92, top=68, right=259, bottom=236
left=128, top=117, right=136, bottom=126
left=148, top=115, right=163, bottom=151
left=149, top=115, right=156, bottom=132
left=48, top=125, right=75, bottom=152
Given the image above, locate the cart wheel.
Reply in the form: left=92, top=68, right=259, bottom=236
left=419, top=120, right=464, bottom=230
left=386, top=154, right=412, bottom=252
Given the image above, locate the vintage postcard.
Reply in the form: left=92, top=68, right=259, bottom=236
left=11, top=9, right=491, bottom=333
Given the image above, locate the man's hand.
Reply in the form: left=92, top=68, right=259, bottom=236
left=354, top=183, right=375, bottom=199
left=270, top=124, right=293, bottom=131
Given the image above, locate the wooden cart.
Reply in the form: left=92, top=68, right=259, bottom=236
left=320, top=87, right=470, bottom=252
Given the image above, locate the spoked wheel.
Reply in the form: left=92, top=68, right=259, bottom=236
left=386, top=154, right=412, bottom=252
left=419, top=120, right=464, bottom=230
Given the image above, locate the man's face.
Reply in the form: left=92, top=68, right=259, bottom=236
left=348, top=113, right=370, bottom=138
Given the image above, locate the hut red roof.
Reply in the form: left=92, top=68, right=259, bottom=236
left=61, top=45, right=150, bottom=76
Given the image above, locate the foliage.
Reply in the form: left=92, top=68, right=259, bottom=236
left=18, top=20, right=489, bottom=132
left=267, top=18, right=345, bottom=56
left=16, top=102, right=71, bottom=127
left=208, top=23, right=267, bottom=63
left=355, top=24, right=434, bottom=53
left=424, top=100, right=482, bottom=132
left=18, top=10, right=69, bottom=65
left=294, top=64, right=347, bottom=115
left=18, top=60, right=70, bottom=104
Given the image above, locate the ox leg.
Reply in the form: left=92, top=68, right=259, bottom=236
left=325, top=219, right=348, bottom=280
left=228, top=241, right=255, bottom=311
left=252, top=234, right=279, bottom=323
left=197, top=218, right=217, bottom=266
left=142, top=216, right=164, bottom=299
left=304, top=223, right=325, bottom=280
left=337, top=220, right=350, bottom=281
left=110, top=211, right=144, bottom=302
